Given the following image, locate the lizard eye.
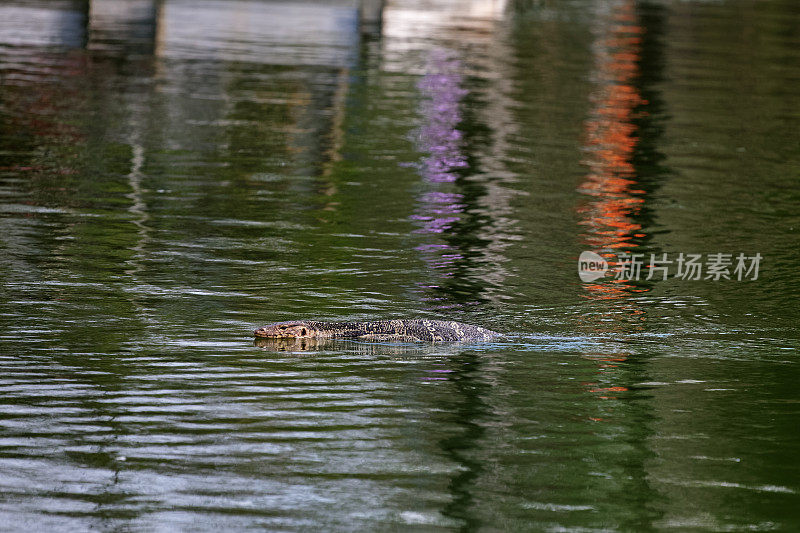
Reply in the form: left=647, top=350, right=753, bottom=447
left=301, top=328, right=307, bottom=336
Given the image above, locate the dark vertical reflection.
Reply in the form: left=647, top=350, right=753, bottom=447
left=436, top=354, right=490, bottom=531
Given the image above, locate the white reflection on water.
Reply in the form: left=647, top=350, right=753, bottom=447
left=159, top=0, right=359, bottom=67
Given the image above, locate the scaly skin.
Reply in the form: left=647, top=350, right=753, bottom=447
left=253, top=319, right=501, bottom=342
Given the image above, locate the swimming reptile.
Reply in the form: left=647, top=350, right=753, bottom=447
left=253, top=319, right=501, bottom=342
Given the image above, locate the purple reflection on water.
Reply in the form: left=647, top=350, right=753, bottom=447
left=420, top=191, right=465, bottom=212
left=416, top=51, right=468, bottom=185
left=409, top=49, right=469, bottom=281
left=411, top=49, right=468, bottom=233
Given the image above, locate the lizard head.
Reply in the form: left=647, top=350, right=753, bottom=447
left=253, top=321, right=319, bottom=338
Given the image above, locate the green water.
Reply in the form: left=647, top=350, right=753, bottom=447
left=1, top=0, right=799, bottom=530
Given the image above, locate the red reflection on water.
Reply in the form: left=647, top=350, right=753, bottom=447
left=578, top=3, right=646, bottom=275
left=4, top=53, right=88, bottom=145
left=577, top=2, right=646, bottom=401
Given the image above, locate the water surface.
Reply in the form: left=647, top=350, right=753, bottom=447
left=1, top=0, right=799, bottom=530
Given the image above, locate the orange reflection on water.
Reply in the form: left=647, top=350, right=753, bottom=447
left=577, top=2, right=646, bottom=402
left=578, top=2, right=646, bottom=264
